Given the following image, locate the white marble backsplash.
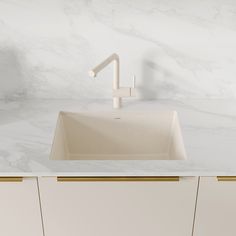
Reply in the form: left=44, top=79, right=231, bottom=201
left=0, top=0, right=236, bottom=100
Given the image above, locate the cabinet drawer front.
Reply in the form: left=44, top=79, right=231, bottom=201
left=194, top=177, right=236, bottom=236
left=0, top=177, right=43, bottom=236
left=39, top=177, right=198, bottom=236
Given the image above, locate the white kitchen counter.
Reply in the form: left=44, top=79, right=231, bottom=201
left=0, top=98, right=236, bottom=176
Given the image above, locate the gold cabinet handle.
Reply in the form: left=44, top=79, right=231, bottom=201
left=57, top=176, right=180, bottom=182
left=0, top=177, right=23, bottom=182
left=217, top=176, right=236, bottom=181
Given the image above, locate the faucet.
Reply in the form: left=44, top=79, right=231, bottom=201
left=89, top=53, right=136, bottom=109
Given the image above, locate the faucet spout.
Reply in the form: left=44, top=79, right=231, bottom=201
left=89, top=53, right=119, bottom=79
left=89, top=53, right=120, bottom=108
left=89, top=53, right=136, bottom=109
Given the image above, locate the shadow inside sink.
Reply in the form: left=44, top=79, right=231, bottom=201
left=50, top=111, right=187, bottom=161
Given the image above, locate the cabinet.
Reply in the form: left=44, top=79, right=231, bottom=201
left=194, top=177, right=236, bottom=236
left=39, top=176, right=198, bottom=236
left=0, top=177, right=43, bottom=236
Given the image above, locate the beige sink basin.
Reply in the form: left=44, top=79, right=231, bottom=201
left=50, top=111, right=187, bottom=160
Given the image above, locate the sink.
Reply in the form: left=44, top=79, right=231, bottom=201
left=50, top=111, right=187, bottom=160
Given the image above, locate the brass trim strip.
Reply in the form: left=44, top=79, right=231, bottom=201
left=217, top=176, right=236, bottom=181
left=0, top=177, right=23, bottom=182
left=57, top=176, right=179, bottom=182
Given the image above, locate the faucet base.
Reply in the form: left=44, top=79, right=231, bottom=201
left=113, top=97, right=121, bottom=109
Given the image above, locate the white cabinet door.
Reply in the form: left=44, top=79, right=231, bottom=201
left=39, top=177, right=198, bottom=236
left=194, top=177, right=236, bottom=236
left=0, top=177, right=43, bottom=236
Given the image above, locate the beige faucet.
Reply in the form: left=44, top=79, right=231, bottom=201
left=89, top=53, right=136, bottom=109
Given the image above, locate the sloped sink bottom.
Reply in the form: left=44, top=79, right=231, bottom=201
left=50, top=111, right=187, bottom=161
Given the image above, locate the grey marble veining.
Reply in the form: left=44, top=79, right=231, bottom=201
left=0, top=99, right=236, bottom=176
left=1, top=0, right=236, bottom=176
left=0, top=0, right=236, bottom=100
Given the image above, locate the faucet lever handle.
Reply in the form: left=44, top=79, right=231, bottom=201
left=132, top=75, right=136, bottom=88
left=130, top=75, right=137, bottom=97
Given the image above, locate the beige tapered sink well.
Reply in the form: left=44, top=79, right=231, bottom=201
left=50, top=111, right=187, bottom=160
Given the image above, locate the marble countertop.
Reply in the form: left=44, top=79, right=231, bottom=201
left=0, top=99, right=236, bottom=176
